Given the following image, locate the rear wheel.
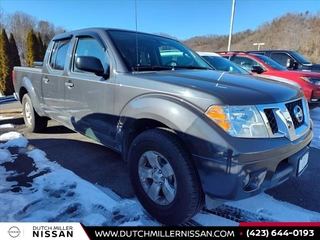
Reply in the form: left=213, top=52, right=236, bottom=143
left=22, top=94, right=48, bottom=132
left=128, top=128, right=204, bottom=225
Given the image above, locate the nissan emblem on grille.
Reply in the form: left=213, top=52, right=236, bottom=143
left=293, top=105, right=303, bottom=123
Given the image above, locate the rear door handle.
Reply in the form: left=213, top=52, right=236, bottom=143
left=65, top=81, right=74, bottom=88
left=42, top=77, right=49, bottom=83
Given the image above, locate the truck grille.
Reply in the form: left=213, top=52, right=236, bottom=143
left=264, top=109, right=278, bottom=134
left=258, top=98, right=310, bottom=141
left=285, top=99, right=304, bottom=129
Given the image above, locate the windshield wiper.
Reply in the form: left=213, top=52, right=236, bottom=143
left=132, top=65, right=212, bottom=71
left=132, top=65, right=173, bottom=71
left=173, top=65, right=212, bottom=70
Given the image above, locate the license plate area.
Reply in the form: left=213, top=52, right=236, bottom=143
left=298, top=151, right=309, bottom=176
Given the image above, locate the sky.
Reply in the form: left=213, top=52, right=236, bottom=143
left=1, top=0, right=320, bottom=40
left=0, top=106, right=320, bottom=228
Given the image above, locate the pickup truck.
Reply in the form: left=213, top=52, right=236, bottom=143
left=12, top=27, right=313, bottom=225
left=246, top=50, right=320, bottom=73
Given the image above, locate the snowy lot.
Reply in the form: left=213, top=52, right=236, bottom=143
left=0, top=106, right=319, bottom=226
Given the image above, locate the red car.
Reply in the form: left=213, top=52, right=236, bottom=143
left=219, top=52, right=320, bottom=103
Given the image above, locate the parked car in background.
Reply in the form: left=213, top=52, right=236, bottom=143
left=197, top=52, right=250, bottom=74
left=219, top=52, right=320, bottom=104
left=198, top=51, right=302, bottom=90
left=246, top=50, right=320, bottom=73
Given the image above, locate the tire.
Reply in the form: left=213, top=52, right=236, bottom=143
left=128, top=128, right=204, bottom=225
left=22, top=94, right=48, bottom=133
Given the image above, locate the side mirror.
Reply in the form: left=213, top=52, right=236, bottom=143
left=292, top=61, right=299, bottom=70
left=251, top=66, right=264, bottom=74
left=75, top=56, right=109, bottom=78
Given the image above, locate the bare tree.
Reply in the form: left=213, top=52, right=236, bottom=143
left=7, top=11, right=37, bottom=65
left=36, top=20, right=56, bottom=45
left=0, top=8, right=7, bottom=30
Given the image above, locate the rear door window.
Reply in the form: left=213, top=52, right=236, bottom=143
left=49, top=40, right=70, bottom=70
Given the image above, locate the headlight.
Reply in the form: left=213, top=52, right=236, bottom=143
left=300, top=77, right=320, bottom=85
left=205, top=105, right=268, bottom=138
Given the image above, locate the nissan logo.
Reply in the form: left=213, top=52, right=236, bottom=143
left=8, top=226, right=21, bottom=238
left=293, top=105, right=303, bottom=123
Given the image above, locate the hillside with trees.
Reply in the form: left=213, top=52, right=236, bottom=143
left=183, top=11, right=320, bottom=63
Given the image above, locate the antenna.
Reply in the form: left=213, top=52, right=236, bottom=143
left=135, top=0, right=138, bottom=32
left=134, top=0, right=139, bottom=71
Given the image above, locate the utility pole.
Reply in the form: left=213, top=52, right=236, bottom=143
left=253, top=42, right=265, bottom=50
left=227, top=0, right=236, bottom=51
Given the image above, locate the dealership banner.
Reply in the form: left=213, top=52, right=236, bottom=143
left=1, top=222, right=320, bottom=239
left=0, top=222, right=89, bottom=240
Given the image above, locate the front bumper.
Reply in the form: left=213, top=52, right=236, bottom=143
left=189, top=125, right=313, bottom=206
left=184, top=98, right=313, bottom=206
left=310, top=87, right=320, bottom=102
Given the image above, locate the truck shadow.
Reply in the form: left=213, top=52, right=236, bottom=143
left=0, top=117, right=24, bottom=125
left=27, top=136, right=134, bottom=199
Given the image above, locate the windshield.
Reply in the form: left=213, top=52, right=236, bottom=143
left=290, top=51, right=312, bottom=64
left=254, top=54, right=288, bottom=70
left=107, top=30, right=212, bottom=71
left=201, top=55, right=250, bottom=74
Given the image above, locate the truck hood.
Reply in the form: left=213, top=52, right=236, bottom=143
left=133, top=70, right=303, bottom=105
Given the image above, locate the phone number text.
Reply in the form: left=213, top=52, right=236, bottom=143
left=246, top=229, right=315, bottom=238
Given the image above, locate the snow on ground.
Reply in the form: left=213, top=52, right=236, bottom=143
left=0, top=106, right=319, bottom=226
left=0, top=123, right=15, bottom=129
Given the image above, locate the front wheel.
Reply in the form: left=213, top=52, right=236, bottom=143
left=128, top=128, right=204, bottom=225
left=22, top=94, right=48, bottom=132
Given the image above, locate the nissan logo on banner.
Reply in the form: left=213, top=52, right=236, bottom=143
left=293, top=105, right=303, bottom=123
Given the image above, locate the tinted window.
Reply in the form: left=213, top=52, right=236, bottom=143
left=73, top=37, right=108, bottom=74
left=290, top=51, right=311, bottom=64
left=249, top=51, right=265, bottom=55
left=270, top=53, right=292, bottom=66
left=160, top=49, right=195, bottom=66
left=49, top=40, right=70, bottom=70
left=202, top=56, right=250, bottom=74
left=232, top=56, right=260, bottom=72
left=254, top=54, right=287, bottom=70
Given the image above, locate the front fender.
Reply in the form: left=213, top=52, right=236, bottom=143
left=116, top=93, right=206, bottom=154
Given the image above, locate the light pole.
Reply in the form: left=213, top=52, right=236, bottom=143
left=253, top=42, right=265, bottom=50
left=227, top=0, right=236, bottom=51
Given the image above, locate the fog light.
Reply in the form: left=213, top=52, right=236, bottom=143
left=243, top=169, right=267, bottom=193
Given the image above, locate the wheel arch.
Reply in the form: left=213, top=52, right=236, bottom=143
left=116, top=94, right=203, bottom=162
left=18, top=77, right=46, bottom=117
